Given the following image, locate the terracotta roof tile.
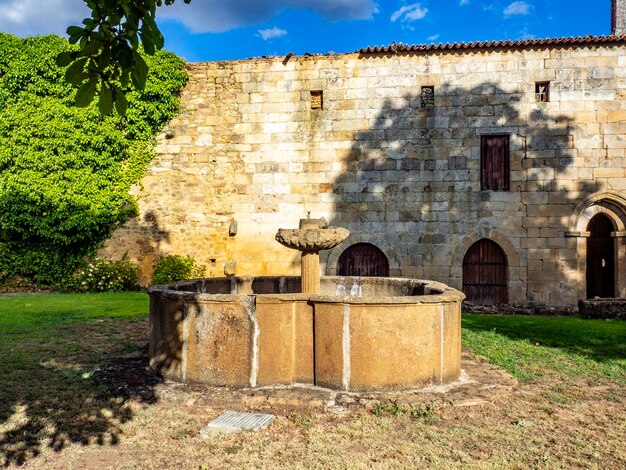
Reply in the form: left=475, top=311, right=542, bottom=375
left=358, top=35, right=626, bottom=54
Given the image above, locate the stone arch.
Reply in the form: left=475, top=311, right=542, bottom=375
left=451, top=228, right=519, bottom=269
left=568, top=191, right=626, bottom=299
left=450, top=228, right=521, bottom=303
left=462, top=239, right=508, bottom=305
left=337, top=243, right=390, bottom=277
left=568, top=190, right=626, bottom=235
left=323, top=233, right=399, bottom=276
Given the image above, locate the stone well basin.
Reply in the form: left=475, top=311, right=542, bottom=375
left=148, top=276, right=465, bottom=392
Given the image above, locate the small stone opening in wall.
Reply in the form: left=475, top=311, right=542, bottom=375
left=421, top=86, right=434, bottom=108
left=209, top=258, right=216, bottom=265
left=535, top=81, right=550, bottom=102
left=310, top=90, right=323, bottom=110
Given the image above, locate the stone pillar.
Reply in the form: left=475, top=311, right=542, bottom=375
left=612, top=0, right=626, bottom=36
left=276, top=218, right=349, bottom=295
left=301, top=251, right=320, bottom=294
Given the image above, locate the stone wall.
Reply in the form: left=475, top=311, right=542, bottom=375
left=613, top=0, right=626, bottom=35
left=101, top=40, right=626, bottom=306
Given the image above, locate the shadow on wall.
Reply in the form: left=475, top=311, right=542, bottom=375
left=103, top=210, right=171, bottom=284
left=325, top=79, right=598, bottom=305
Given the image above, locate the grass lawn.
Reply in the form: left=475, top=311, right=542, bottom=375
left=0, top=293, right=149, bottom=466
left=1, top=293, right=625, bottom=469
left=463, top=314, right=626, bottom=384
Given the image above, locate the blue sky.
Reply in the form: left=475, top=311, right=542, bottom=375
left=0, top=1, right=612, bottom=62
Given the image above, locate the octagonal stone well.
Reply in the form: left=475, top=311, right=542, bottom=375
left=148, top=276, right=464, bottom=392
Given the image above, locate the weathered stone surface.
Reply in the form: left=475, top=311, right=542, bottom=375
left=578, top=298, right=626, bottom=319
left=149, top=276, right=465, bottom=391
left=275, top=227, right=350, bottom=252
left=101, top=40, right=626, bottom=306
left=300, top=250, right=321, bottom=294
left=153, top=350, right=517, bottom=412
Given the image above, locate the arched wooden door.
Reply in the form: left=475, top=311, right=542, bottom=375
left=586, top=213, right=615, bottom=298
left=337, top=243, right=389, bottom=277
left=462, top=239, right=507, bottom=305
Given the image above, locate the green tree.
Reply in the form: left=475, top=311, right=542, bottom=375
left=58, top=0, right=191, bottom=114
left=0, top=33, right=188, bottom=285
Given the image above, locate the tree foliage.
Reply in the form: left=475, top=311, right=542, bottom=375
left=0, top=33, right=188, bottom=285
left=59, top=0, right=191, bottom=114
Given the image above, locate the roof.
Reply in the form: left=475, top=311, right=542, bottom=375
left=358, top=35, right=626, bottom=54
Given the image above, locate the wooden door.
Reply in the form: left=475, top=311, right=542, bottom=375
left=337, top=243, right=389, bottom=277
left=586, top=213, right=615, bottom=298
left=463, top=239, right=507, bottom=305
left=481, top=135, right=510, bottom=190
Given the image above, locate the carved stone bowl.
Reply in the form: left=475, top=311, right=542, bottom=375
left=275, top=226, right=350, bottom=252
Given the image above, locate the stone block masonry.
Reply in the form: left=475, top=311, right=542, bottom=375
left=102, top=39, right=626, bottom=306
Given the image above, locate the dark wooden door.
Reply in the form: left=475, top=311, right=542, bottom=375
left=463, top=239, right=507, bottom=305
left=337, top=243, right=389, bottom=277
left=481, top=135, right=510, bottom=190
left=586, top=213, right=615, bottom=298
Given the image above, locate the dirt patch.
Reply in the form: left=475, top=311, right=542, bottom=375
left=85, top=349, right=518, bottom=417
left=91, top=349, right=161, bottom=404
left=11, top=349, right=626, bottom=470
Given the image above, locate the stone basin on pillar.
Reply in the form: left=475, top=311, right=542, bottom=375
left=148, top=218, right=465, bottom=392
left=275, top=218, right=350, bottom=294
left=275, top=219, right=350, bottom=252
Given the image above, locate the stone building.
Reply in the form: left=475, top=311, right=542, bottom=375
left=103, top=1, right=626, bottom=306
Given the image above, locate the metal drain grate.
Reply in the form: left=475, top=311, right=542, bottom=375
left=200, top=411, right=275, bottom=436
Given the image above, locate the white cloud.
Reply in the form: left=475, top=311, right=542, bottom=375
left=258, top=27, right=287, bottom=40
left=161, top=0, right=379, bottom=33
left=503, top=1, right=531, bottom=17
left=427, top=34, right=440, bottom=41
left=518, top=27, right=535, bottom=39
left=0, top=0, right=89, bottom=37
left=0, top=0, right=378, bottom=37
left=390, top=3, right=428, bottom=23
left=459, top=0, right=470, bottom=5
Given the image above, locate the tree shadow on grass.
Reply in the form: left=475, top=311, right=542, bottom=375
left=0, top=317, right=158, bottom=467
left=462, top=314, right=626, bottom=364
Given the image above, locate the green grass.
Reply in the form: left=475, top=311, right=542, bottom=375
left=0, top=292, right=149, bottom=466
left=2, top=294, right=626, bottom=467
left=0, top=292, right=148, bottom=334
left=462, top=314, right=626, bottom=384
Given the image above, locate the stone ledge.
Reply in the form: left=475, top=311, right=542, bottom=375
left=578, top=298, right=626, bottom=319
left=154, top=350, right=517, bottom=413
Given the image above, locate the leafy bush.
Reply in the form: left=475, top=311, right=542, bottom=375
left=0, top=33, right=188, bottom=286
left=152, top=255, right=205, bottom=285
left=62, top=259, right=141, bottom=292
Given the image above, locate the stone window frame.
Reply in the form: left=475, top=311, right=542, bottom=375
left=310, top=90, right=323, bottom=110
left=534, top=81, right=550, bottom=102
left=420, top=85, right=435, bottom=108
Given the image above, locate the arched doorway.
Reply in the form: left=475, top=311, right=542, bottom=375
left=586, top=213, right=615, bottom=298
left=337, top=243, right=389, bottom=277
left=462, top=239, right=507, bottom=305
